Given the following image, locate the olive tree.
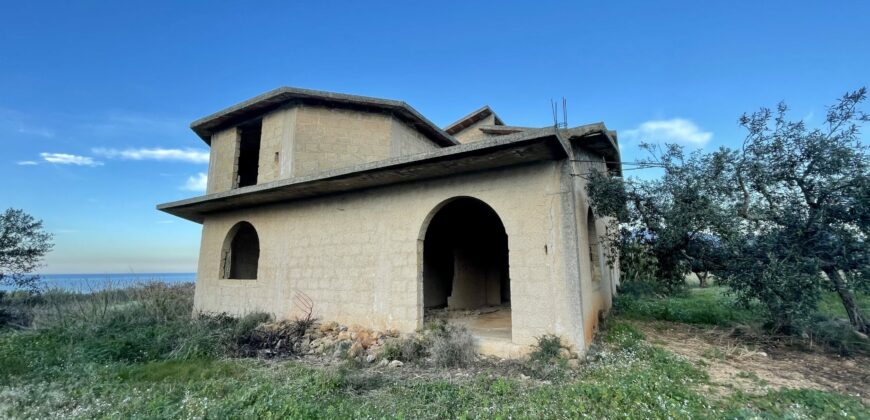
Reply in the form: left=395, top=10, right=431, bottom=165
left=0, top=208, right=53, bottom=291
left=716, top=89, right=869, bottom=333
left=586, top=144, right=732, bottom=294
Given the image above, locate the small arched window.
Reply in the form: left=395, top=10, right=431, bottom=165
left=221, top=221, right=260, bottom=279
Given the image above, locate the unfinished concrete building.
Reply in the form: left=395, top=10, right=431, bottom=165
left=158, top=87, right=621, bottom=356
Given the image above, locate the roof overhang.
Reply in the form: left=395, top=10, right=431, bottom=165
left=191, top=87, right=459, bottom=147
left=158, top=128, right=568, bottom=223
left=563, top=123, right=622, bottom=176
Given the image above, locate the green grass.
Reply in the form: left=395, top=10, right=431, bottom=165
left=614, top=287, right=763, bottom=327
left=818, top=291, right=870, bottom=319
left=0, top=285, right=866, bottom=418
left=616, top=285, right=870, bottom=329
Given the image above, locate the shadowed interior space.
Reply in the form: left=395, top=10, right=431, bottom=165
left=222, top=222, right=260, bottom=280
left=423, top=197, right=511, bottom=339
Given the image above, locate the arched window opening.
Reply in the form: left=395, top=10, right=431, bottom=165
left=587, top=208, right=602, bottom=285
left=422, top=197, right=511, bottom=340
left=221, top=222, right=260, bottom=280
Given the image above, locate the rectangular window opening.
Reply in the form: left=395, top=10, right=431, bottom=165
left=236, top=120, right=262, bottom=188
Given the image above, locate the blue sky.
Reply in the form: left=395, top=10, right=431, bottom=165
left=1, top=1, right=867, bottom=274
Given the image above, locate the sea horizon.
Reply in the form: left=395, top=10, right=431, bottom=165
left=2, top=272, right=197, bottom=292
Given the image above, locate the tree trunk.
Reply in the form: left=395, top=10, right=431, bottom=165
left=825, top=268, right=870, bottom=334
left=697, top=272, right=709, bottom=288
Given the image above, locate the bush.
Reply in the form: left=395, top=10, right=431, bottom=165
left=528, top=334, right=564, bottom=364
left=524, top=334, right=570, bottom=380
left=430, top=324, right=475, bottom=368
left=381, top=334, right=429, bottom=363
left=805, top=318, right=870, bottom=356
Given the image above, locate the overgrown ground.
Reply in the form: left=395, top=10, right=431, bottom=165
left=0, top=284, right=867, bottom=419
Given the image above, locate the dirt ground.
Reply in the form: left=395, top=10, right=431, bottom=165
left=633, top=320, right=870, bottom=403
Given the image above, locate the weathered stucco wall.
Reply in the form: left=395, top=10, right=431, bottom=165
left=389, top=117, right=440, bottom=156
left=568, top=146, right=617, bottom=344
left=207, top=128, right=239, bottom=194
left=256, top=107, right=297, bottom=184
left=193, top=161, right=590, bottom=352
left=454, top=114, right=497, bottom=143
left=205, top=105, right=446, bottom=195
left=291, top=105, right=393, bottom=177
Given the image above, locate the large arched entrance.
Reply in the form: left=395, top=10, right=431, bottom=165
left=422, top=197, right=511, bottom=339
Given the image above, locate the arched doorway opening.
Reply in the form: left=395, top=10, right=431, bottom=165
left=221, top=221, right=260, bottom=280
left=422, top=197, right=510, bottom=339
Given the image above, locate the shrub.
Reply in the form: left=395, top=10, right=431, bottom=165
left=528, top=334, right=564, bottom=364
left=381, top=334, right=429, bottom=362
left=430, top=324, right=475, bottom=368
left=524, top=334, right=570, bottom=380
left=805, top=318, right=870, bottom=356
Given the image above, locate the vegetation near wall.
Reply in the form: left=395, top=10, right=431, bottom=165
left=1, top=285, right=865, bottom=418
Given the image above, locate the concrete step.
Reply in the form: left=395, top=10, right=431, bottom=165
left=474, top=336, right=528, bottom=358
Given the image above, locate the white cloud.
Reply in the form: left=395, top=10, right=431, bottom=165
left=623, top=118, right=712, bottom=145
left=182, top=172, right=208, bottom=192
left=40, top=152, right=103, bottom=167
left=93, top=147, right=209, bottom=164
left=16, top=160, right=39, bottom=166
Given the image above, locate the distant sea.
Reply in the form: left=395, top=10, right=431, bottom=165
left=1, top=273, right=197, bottom=293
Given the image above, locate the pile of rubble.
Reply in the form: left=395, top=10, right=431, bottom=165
left=250, top=319, right=407, bottom=366
left=305, top=321, right=402, bottom=363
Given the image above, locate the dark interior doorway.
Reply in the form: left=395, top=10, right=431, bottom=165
left=236, top=120, right=262, bottom=188
left=423, top=197, right=510, bottom=311
left=222, top=222, right=260, bottom=280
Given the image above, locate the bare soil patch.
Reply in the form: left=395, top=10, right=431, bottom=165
left=633, top=320, right=870, bottom=403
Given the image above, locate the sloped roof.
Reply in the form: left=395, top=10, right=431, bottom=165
left=443, top=105, right=504, bottom=135
left=190, top=87, right=460, bottom=147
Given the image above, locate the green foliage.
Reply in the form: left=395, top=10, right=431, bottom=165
left=616, top=238, right=665, bottom=295
left=586, top=146, right=732, bottom=295
left=602, top=321, right=645, bottom=346
left=805, top=318, right=870, bottom=356
left=0, top=284, right=272, bottom=380
left=2, top=285, right=867, bottom=418
left=615, top=287, right=762, bottom=327
left=726, top=389, right=868, bottom=419
left=525, top=334, right=570, bottom=380
left=715, top=88, right=870, bottom=334
left=529, top=334, right=565, bottom=364
left=0, top=208, right=53, bottom=291
left=381, top=334, right=430, bottom=363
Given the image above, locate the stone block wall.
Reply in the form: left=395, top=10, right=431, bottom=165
left=192, top=161, right=588, bottom=351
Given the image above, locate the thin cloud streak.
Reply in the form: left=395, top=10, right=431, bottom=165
left=93, top=147, right=209, bottom=164
left=623, top=118, right=713, bottom=145
left=40, top=152, right=103, bottom=167
left=16, top=160, right=39, bottom=165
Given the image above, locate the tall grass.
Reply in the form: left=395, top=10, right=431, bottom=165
left=0, top=282, right=270, bottom=382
